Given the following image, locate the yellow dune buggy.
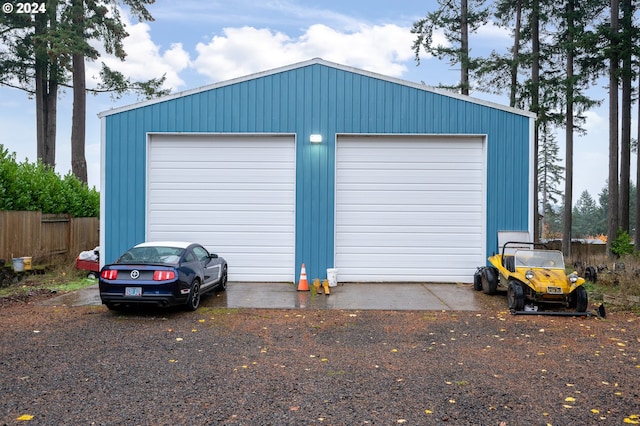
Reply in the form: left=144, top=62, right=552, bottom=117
left=474, top=241, right=589, bottom=313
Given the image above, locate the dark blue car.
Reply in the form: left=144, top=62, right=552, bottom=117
left=99, top=241, right=227, bottom=311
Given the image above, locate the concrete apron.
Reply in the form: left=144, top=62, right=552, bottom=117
left=40, top=282, right=484, bottom=311
left=213, top=282, right=483, bottom=310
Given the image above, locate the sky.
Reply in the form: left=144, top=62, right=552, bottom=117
left=0, top=0, right=627, bottom=203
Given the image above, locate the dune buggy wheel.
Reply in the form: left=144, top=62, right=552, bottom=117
left=473, top=268, right=483, bottom=291
left=481, top=267, right=498, bottom=295
left=571, top=286, right=588, bottom=312
left=507, top=281, right=524, bottom=311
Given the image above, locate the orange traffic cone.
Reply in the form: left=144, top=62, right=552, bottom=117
left=297, top=263, right=309, bottom=291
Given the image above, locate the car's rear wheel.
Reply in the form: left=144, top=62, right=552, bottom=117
left=507, top=281, right=524, bottom=311
left=572, top=286, right=588, bottom=312
left=481, top=267, right=498, bottom=295
left=217, top=266, right=228, bottom=292
left=185, top=280, right=201, bottom=311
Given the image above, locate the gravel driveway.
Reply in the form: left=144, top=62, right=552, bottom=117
left=0, top=293, right=639, bottom=425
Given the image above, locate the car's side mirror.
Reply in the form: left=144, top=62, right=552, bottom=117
left=209, top=253, right=218, bottom=259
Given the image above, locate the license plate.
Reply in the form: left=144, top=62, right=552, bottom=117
left=546, top=286, right=563, bottom=294
left=125, top=287, right=142, bottom=297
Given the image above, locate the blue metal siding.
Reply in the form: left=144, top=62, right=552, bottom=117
left=102, top=61, right=531, bottom=280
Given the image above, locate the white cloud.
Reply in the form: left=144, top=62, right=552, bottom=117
left=475, top=21, right=511, bottom=43
left=192, top=23, right=417, bottom=82
left=582, top=109, right=606, bottom=134
left=86, top=14, right=191, bottom=91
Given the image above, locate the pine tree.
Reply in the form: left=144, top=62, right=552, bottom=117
left=411, top=0, right=490, bottom=95
left=538, top=122, right=564, bottom=237
left=573, top=191, right=601, bottom=237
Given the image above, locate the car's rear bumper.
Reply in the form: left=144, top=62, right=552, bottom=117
left=100, top=292, right=188, bottom=307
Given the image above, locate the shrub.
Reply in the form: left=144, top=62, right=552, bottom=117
left=0, top=144, right=99, bottom=217
left=611, top=228, right=634, bottom=258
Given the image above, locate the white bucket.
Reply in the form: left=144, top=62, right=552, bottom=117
left=327, top=268, right=338, bottom=287
left=12, top=258, right=24, bottom=272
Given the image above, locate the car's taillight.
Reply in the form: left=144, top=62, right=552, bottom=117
left=101, top=269, right=118, bottom=280
left=153, top=270, right=175, bottom=281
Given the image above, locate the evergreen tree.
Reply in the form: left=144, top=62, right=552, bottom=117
left=473, top=0, right=528, bottom=107
left=551, top=0, right=603, bottom=256
left=0, top=0, right=167, bottom=182
left=411, top=0, right=490, bottom=95
left=573, top=191, right=601, bottom=237
left=64, top=0, right=165, bottom=183
left=538, top=122, right=564, bottom=236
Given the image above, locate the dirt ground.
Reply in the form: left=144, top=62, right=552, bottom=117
left=0, top=290, right=639, bottom=425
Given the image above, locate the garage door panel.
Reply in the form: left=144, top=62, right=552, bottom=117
left=337, top=181, right=483, bottom=190
left=152, top=146, right=293, bottom=163
left=150, top=226, right=294, bottom=237
left=338, top=253, right=481, bottom=268
left=150, top=203, right=293, bottom=213
left=148, top=134, right=295, bottom=282
left=336, top=211, right=482, bottom=225
left=339, top=148, right=482, bottom=162
left=335, top=136, right=484, bottom=283
left=337, top=204, right=483, bottom=214
left=336, top=231, right=482, bottom=245
left=338, top=269, right=476, bottom=283
left=338, top=168, right=482, bottom=181
left=336, top=224, right=482, bottom=234
left=149, top=209, right=293, bottom=221
left=151, top=190, right=293, bottom=205
left=338, top=192, right=482, bottom=206
left=151, top=168, right=295, bottom=182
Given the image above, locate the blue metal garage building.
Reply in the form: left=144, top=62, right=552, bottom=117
left=99, top=58, right=535, bottom=283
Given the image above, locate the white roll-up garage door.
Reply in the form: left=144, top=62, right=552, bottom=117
left=335, top=135, right=485, bottom=283
left=147, top=134, right=296, bottom=282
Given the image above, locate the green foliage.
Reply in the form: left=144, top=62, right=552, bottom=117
left=611, top=228, right=634, bottom=258
left=411, top=0, right=490, bottom=94
left=572, top=190, right=604, bottom=237
left=97, top=63, right=170, bottom=101
left=0, top=145, right=98, bottom=217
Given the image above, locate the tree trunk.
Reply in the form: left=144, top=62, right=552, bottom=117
left=45, top=79, right=58, bottom=167
left=71, top=0, right=87, bottom=183
left=619, top=0, right=632, bottom=233
left=607, top=0, right=620, bottom=256
left=531, top=0, right=540, bottom=242
left=460, top=0, right=469, bottom=95
left=34, top=13, right=48, bottom=165
left=34, top=3, right=57, bottom=168
left=562, top=0, right=575, bottom=259
left=71, top=52, right=88, bottom=183
left=35, top=56, right=46, bottom=164
left=509, top=0, right=522, bottom=108
left=635, top=74, right=640, bottom=248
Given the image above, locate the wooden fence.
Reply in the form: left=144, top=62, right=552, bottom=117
left=0, top=211, right=99, bottom=264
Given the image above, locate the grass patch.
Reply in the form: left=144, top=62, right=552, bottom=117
left=575, top=254, right=640, bottom=312
left=422, top=313, right=439, bottom=321
left=0, top=259, right=96, bottom=298
left=197, top=307, right=240, bottom=316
